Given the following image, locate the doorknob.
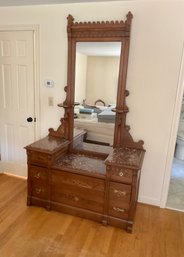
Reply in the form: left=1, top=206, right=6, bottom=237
left=27, top=117, right=33, bottom=122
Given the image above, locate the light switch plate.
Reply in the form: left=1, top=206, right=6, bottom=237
left=48, top=97, right=54, bottom=106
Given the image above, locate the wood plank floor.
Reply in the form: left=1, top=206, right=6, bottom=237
left=0, top=173, right=184, bottom=257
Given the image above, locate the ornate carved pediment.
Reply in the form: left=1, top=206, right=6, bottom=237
left=67, top=12, right=133, bottom=39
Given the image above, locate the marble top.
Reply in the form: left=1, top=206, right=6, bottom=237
left=105, top=147, right=144, bottom=168
left=54, top=153, right=106, bottom=175
left=25, top=136, right=69, bottom=154
left=25, top=129, right=85, bottom=154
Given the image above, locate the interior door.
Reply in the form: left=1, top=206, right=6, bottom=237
left=0, top=30, right=36, bottom=177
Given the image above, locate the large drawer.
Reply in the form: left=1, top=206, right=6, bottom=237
left=108, top=182, right=131, bottom=220
left=51, top=170, right=105, bottom=213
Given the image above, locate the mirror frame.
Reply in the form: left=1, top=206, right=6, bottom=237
left=49, top=12, right=144, bottom=150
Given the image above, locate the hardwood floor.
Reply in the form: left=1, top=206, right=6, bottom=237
left=0, top=173, right=184, bottom=257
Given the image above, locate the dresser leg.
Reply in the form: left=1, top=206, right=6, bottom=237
left=126, top=222, right=133, bottom=233
left=45, top=202, right=51, bottom=211
left=27, top=197, right=32, bottom=206
left=102, top=219, right=107, bottom=226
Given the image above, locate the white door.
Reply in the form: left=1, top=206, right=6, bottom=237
left=0, top=30, right=36, bottom=177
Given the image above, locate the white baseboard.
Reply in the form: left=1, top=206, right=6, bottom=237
left=138, top=195, right=160, bottom=206
left=0, top=161, right=27, bottom=177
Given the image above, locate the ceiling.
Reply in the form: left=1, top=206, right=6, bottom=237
left=0, top=0, right=126, bottom=7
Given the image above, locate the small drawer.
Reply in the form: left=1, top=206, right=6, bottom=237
left=109, top=182, right=131, bottom=207
left=31, top=181, right=48, bottom=199
left=108, top=205, right=129, bottom=220
left=29, top=166, right=48, bottom=181
left=28, top=151, right=50, bottom=166
left=110, top=167, right=133, bottom=183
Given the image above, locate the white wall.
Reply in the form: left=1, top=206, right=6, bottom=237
left=75, top=53, right=87, bottom=104
left=0, top=0, right=184, bottom=206
left=86, top=56, right=119, bottom=105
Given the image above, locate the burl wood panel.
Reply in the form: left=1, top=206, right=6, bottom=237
left=51, top=170, right=105, bottom=213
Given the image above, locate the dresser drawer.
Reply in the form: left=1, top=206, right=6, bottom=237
left=108, top=205, right=129, bottom=220
left=29, top=166, right=48, bottom=181
left=51, top=170, right=105, bottom=213
left=28, top=151, right=51, bottom=166
left=108, top=182, right=131, bottom=220
left=31, top=181, right=48, bottom=199
left=110, top=166, right=133, bottom=183
left=109, top=182, right=131, bottom=207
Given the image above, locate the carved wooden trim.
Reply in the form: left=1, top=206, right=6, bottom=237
left=48, top=11, right=144, bottom=151
left=111, top=106, right=129, bottom=114
left=67, top=12, right=133, bottom=39
left=48, top=117, right=68, bottom=138
left=119, top=126, right=144, bottom=149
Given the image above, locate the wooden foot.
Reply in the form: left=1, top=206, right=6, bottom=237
left=46, top=204, right=51, bottom=211
left=126, top=221, right=133, bottom=233
left=27, top=197, right=32, bottom=206
left=102, top=219, right=107, bottom=226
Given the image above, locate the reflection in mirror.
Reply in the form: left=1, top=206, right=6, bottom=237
left=74, top=42, right=121, bottom=153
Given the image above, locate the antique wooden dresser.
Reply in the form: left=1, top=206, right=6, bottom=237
left=25, top=12, right=145, bottom=232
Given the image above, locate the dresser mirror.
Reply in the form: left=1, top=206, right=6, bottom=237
left=26, top=12, right=145, bottom=233
left=74, top=42, right=121, bottom=151
left=58, top=11, right=140, bottom=150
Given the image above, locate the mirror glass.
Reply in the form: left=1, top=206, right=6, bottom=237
left=74, top=42, right=121, bottom=153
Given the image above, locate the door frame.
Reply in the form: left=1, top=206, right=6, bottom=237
left=160, top=43, right=184, bottom=208
left=0, top=25, right=40, bottom=142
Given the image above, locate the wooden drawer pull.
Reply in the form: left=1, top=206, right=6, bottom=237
left=113, top=189, right=126, bottom=196
left=35, top=188, right=44, bottom=194
left=34, top=172, right=41, bottom=179
left=74, top=196, right=79, bottom=201
left=118, top=171, right=124, bottom=177
left=113, top=207, right=125, bottom=213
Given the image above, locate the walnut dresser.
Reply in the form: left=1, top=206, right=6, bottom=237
left=26, top=137, right=144, bottom=232
left=25, top=12, right=145, bottom=233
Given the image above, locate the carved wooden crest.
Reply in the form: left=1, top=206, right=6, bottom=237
left=67, top=12, right=133, bottom=39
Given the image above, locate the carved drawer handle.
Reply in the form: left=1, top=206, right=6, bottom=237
left=74, top=196, right=79, bottom=201
left=35, top=188, right=43, bottom=194
left=34, top=172, right=40, bottom=179
left=118, top=171, right=124, bottom=177
left=113, top=189, right=126, bottom=196
left=113, top=207, right=125, bottom=213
